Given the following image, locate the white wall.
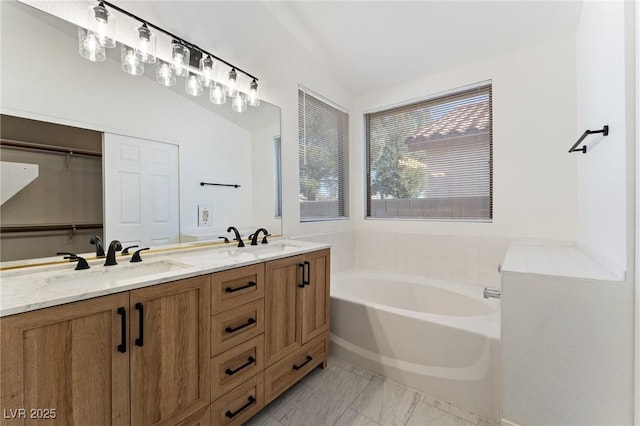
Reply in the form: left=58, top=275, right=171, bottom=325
left=576, top=0, right=631, bottom=276
left=0, top=1, right=257, bottom=237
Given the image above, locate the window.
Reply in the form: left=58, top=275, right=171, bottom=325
left=366, top=83, right=492, bottom=221
left=298, top=88, right=349, bottom=221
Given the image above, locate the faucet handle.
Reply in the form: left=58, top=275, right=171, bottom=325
left=218, top=237, right=230, bottom=243
left=57, top=251, right=78, bottom=261
left=130, top=248, right=150, bottom=263
left=57, top=252, right=90, bottom=270
left=122, top=245, right=139, bottom=255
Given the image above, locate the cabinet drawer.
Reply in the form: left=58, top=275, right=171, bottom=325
left=211, top=299, right=264, bottom=356
left=212, top=264, right=264, bottom=314
left=211, top=335, right=264, bottom=401
left=176, top=405, right=210, bottom=426
left=211, top=372, right=264, bottom=426
left=264, top=334, right=328, bottom=404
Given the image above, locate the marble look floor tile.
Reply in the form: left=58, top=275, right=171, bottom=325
left=477, top=419, right=500, bottom=426
left=244, top=410, right=284, bottom=426
left=263, top=381, right=314, bottom=421
left=349, top=376, right=420, bottom=426
left=406, top=401, right=475, bottom=426
left=419, top=394, right=479, bottom=424
left=334, top=409, right=383, bottom=426
left=328, top=356, right=375, bottom=380
left=276, top=368, right=370, bottom=426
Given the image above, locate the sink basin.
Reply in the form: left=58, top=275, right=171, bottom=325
left=245, top=242, right=302, bottom=256
left=44, top=259, right=192, bottom=286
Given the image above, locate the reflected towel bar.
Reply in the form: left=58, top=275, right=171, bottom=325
left=200, top=182, right=241, bottom=188
left=568, top=125, right=609, bottom=154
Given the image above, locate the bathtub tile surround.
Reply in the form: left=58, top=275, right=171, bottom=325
left=355, top=231, right=510, bottom=288
left=247, top=355, right=499, bottom=426
left=293, top=231, right=356, bottom=274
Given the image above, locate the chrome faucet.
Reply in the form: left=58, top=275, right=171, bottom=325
left=483, top=287, right=501, bottom=299
left=227, top=226, right=245, bottom=247
left=90, top=235, right=105, bottom=257
left=250, top=228, right=269, bottom=245
left=104, top=240, right=122, bottom=266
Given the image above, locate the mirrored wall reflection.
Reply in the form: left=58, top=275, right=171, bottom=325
left=0, top=1, right=282, bottom=264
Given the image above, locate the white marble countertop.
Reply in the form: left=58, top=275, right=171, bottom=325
left=501, top=240, right=624, bottom=282
left=0, top=239, right=330, bottom=317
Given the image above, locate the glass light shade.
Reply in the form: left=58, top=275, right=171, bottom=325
left=171, top=42, right=190, bottom=77
left=88, top=3, right=115, bottom=48
left=232, top=93, right=247, bottom=113
left=185, top=73, right=203, bottom=97
left=121, top=45, right=144, bottom=76
left=225, top=68, right=239, bottom=97
left=199, top=55, right=215, bottom=87
left=209, top=83, right=226, bottom=105
left=156, top=61, right=176, bottom=86
left=248, top=79, right=260, bottom=107
left=78, top=27, right=106, bottom=62
left=135, top=24, right=156, bottom=64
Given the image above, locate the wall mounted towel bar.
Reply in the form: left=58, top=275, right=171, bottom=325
left=200, top=182, right=241, bottom=188
left=568, top=125, right=609, bottom=154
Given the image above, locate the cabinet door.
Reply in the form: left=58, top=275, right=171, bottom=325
left=1, top=293, right=130, bottom=426
left=300, top=249, right=331, bottom=345
left=130, top=275, right=211, bottom=426
left=265, top=255, right=304, bottom=366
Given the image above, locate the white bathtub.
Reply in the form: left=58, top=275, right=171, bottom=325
left=330, top=270, right=500, bottom=422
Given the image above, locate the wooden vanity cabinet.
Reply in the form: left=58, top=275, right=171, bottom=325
left=0, top=275, right=210, bottom=426
left=0, top=292, right=131, bottom=426
left=0, top=247, right=330, bottom=426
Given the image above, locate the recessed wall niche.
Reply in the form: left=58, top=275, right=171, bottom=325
left=0, top=114, right=103, bottom=261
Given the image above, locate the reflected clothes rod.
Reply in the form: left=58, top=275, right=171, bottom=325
left=200, top=182, right=241, bottom=188
left=568, top=125, right=609, bottom=154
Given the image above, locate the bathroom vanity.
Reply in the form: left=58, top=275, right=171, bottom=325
left=0, top=240, right=330, bottom=425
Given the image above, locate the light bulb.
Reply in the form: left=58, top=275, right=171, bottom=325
left=171, top=42, right=189, bottom=77
left=136, top=24, right=156, bottom=64
left=78, top=27, right=106, bottom=62
left=248, top=79, right=260, bottom=107
left=121, top=45, right=144, bottom=76
left=185, top=73, right=203, bottom=96
left=226, top=68, right=239, bottom=97
left=232, top=93, right=247, bottom=113
left=199, top=55, right=215, bottom=87
left=210, top=83, right=226, bottom=105
left=156, top=61, right=176, bottom=86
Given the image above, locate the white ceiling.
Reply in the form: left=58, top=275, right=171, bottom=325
left=114, top=1, right=584, bottom=97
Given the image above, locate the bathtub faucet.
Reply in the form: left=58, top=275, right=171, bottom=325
left=483, top=287, right=501, bottom=299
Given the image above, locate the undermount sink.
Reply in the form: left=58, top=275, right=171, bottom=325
left=245, top=242, right=302, bottom=255
left=44, top=259, right=192, bottom=285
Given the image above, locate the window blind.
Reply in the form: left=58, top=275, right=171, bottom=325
left=298, top=88, right=349, bottom=220
left=365, top=84, right=492, bottom=220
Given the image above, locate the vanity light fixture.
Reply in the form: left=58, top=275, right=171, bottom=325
left=232, top=93, right=247, bottom=113
left=226, top=68, right=239, bottom=98
left=77, top=1, right=261, bottom=112
left=156, top=60, right=176, bottom=86
left=136, top=23, right=156, bottom=64
left=210, top=82, right=227, bottom=105
left=121, top=45, right=144, bottom=75
left=248, top=79, right=260, bottom=107
left=185, top=72, right=203, bottom=96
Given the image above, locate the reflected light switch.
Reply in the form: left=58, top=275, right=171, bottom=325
left=198, top=205, right=212, bottom=227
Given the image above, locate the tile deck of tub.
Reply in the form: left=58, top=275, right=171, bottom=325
left=246, top=356, right=499, bottom=426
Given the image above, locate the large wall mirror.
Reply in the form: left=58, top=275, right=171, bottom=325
left=0, top=0, right=282, bottom=263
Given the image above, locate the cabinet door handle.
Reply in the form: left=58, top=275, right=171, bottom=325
left=225, top=356, right=256, bottom=376
left=117, top=307, right=126, bottom=353
left=135, top=302, right=144, bottom=347
left=304, top=260, right=311, bottom=286
left=225, top=317, right=256, bottom=334
left=225, top=395, right=256, bottom=419
left=225, top=281, right=256, bottom=293
left=298, top=263, right=306, bottom=288
left=292, top=355, right=313, bottom=370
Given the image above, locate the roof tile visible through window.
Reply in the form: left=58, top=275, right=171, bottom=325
left=407, top=100, right=490, bottom=144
